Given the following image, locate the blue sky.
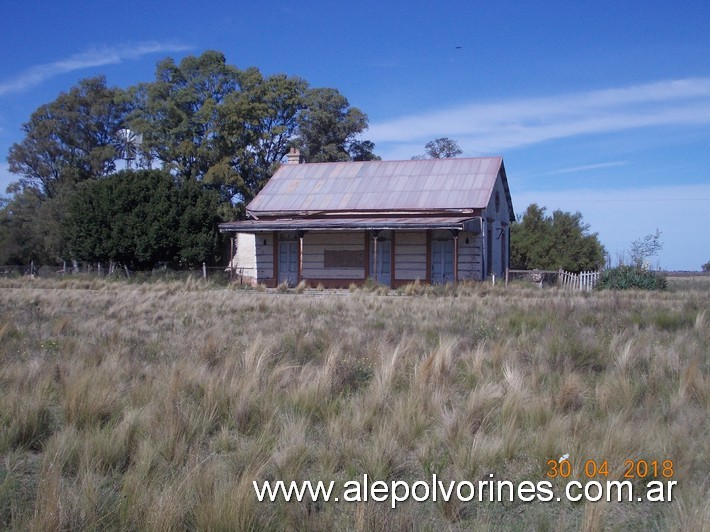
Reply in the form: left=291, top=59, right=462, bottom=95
left=1, top=1, right=709, bottom=270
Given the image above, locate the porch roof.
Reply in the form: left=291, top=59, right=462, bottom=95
left=219, top=216, right=481, bottom=233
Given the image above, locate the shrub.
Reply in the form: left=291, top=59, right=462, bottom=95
left=295, top=280, right=308, bottom=294
left=596, top=265, right=667, bottom=290
left=397, top=279, right=426, bottom=296
left=277, top=281, right=289, bottom=293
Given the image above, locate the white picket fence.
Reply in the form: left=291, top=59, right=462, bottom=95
left=558, top=269, right=600, bottom=291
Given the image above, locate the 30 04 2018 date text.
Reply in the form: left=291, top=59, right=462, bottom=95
left=546, top=459, right=674, bottom=479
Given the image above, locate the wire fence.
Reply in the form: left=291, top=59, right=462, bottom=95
left=0, top=262, right=231, bottom=284
left=505, top=269, right=561, bottom=288
left=9, top=264, right=692, bottom=292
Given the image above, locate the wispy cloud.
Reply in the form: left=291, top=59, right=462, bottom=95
left=546, top=161, right=629, bottom=175
left=369, top=78, right=710, bottom=157
left=0, top=41, right=192, bottom=96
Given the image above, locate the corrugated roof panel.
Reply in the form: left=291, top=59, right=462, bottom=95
left=348, top=179, right=369, bottom=194
left=471, top=159, right=485, bottom=174
left=438, top=158, right=453, bottom=175
left=247, top=157, right=504, bottom=214
left=379, top=162, right=394, bottom=177
left=460, top=158, right=476, bottom=174
left=323, top=194, right=335, bottom=209
left=300, top=194, right=316, bottom=210
left=389, top=175, right=405, bottom=191
left=422, top=175, right=436, bottom=191
left=292, top=193, right=307, bottom=210
left=311, top=180, right=325, bottom=194
left=327, top=163, right=344, bottom=180
left=336, top=193, right=352, bottom=210
left=283, top=179, right=302, bottom=194
left=472, top=190, right=488, bottom=206
left=449, top=190, right=465, bottom=206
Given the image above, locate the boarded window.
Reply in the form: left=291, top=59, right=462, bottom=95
left=324, top=250, right=364, bottom=268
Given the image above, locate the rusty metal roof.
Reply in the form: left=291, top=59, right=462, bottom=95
left=247, top=157, right=509, bottom=217
left=219, top=216, right=480, bottom=233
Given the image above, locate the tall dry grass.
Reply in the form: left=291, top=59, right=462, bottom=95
left=0, top=277, right=708, bottom=530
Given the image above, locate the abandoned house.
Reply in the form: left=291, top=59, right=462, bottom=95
left=219, top=150, right=514, bottom=288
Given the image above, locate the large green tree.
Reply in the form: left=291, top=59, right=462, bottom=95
left=210, top=67, right=309, bottom=202
left=296, top=87, right=373, bottom=163
left=130, top=51, right=377, bottom=203
left=64, top=170, right=222, bottom=269
left=0, top=187, right=73, bottom=265
left=7, top=76, right=130, bottom=198
left=510, top=204, right=605, bottom=272
left=0, top=189, right=46, bottom=265
left=129, top=51, right=241, bottom=182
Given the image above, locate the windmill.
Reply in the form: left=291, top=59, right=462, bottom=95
left=114, top=128, right=143, bottom=169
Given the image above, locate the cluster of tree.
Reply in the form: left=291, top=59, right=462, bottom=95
left=64, top=170, right=221, bottom=269
left=510, top=204, right=606, bottom=272
left=1, top=50, right=378, bottom=267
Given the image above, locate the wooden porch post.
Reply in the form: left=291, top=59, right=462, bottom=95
left=453, top=231, right=459, bottom=283
left=372, top=232, right=379, bottom=284
left=425, top=230, right=432, bottom=284
left=297, top=231, right=305, bottom=283
left=272, top=231, right=279, bottom=286
left=363, top=232, right=370, bottom=280
left=390, top=231, right=396, bottom=288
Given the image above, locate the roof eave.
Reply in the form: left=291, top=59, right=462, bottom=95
left=246, top=208, right=478, bottom=218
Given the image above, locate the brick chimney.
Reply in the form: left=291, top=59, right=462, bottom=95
left=286, top=147, right=302, bottom=164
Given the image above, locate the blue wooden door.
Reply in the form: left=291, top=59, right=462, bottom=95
left=431, top=240, right=454, bottom=284
left=278, top=240, right=298, bottom=285
left=370, top=240, right=391, bottom=286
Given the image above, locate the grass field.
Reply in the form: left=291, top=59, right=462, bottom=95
left=0, top=277, right=708, bottom=530
left=666, top=272, right=710, bottom=292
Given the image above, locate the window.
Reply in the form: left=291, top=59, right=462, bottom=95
left=324, top=250, right=364, bottom=268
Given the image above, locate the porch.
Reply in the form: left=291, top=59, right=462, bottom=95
left=223, top=221, right=484, bottom=288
